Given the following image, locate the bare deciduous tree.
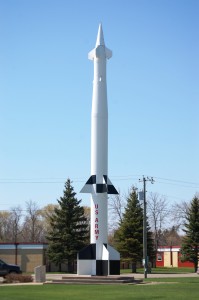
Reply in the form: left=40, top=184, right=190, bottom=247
left=0, top=211, right=12, bottom=242
left=108, top=190, right=125, bottom=232
left=171, top=200, right=190, bottom=230
left=162, top=225, right=182, bottom=246
left=147, top=192, right=169, bottom=250
left=10, top=206, right=23, bottom=242
left=39, top=204, right=58, bottom=239
left=22, top=200, right=43, bottom=242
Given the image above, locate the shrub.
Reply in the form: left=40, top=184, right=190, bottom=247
left=5, top=273, right=33, bottom=283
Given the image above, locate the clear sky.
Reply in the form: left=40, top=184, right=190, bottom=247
left=0, top=0, right=198, bottom=212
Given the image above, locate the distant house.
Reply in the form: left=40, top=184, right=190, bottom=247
left=156, top=246, right=194, bottom=268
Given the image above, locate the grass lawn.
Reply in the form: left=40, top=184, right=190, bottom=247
left=0, top=277, right=199, bottom=300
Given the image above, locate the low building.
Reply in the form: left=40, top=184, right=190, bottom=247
left=156, top=246, right=194, bottom=268
left=0, top=243, right=48, bottom=273
left=0, top=243, right=75, bottom=273
left=1, top=243, right=194, bottom=272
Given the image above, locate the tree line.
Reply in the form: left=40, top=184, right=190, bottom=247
left=0, top=178, right=198, bottom=272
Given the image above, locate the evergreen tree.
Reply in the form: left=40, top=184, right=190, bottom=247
left=115, top=187, right=155, bottom=272
left=147, top=224, right=156, bottom=269
left=47, top=179, right=89, bottom=272
left=181, top=196, right=199, bottom=272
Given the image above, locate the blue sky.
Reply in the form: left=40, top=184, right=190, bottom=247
left=0, top=0, right=198, bottom=211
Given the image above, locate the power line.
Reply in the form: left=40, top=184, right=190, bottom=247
left=0, top=175, right=198, bottom=187
left=0, top=175, right=198, bottom=208
left=154, top=180, right=199, bottom=189
left=153, top=176, right=199, bottom=186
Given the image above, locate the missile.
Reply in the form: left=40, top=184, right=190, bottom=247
left=81, top=23, right=118, bottom=196
left=77, top=24, right=120, bottom=276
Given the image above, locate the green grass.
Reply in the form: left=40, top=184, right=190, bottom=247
left=0, top=277, right=199, bottom=300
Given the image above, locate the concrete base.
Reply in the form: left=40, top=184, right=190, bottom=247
left=46, top=275, right=134, bottom=285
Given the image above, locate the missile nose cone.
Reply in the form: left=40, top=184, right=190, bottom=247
left=95, top=23, right=105, bottom=47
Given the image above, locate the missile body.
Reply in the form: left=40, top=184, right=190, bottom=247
left=77, top=24, right=120, bottom=276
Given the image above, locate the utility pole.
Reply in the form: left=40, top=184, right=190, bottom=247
left=139, top=176, right=154, bottom=279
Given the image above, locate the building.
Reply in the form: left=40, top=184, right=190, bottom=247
left=0, top=243, right=75, bottom=273
left=0, top=243, right=48, bottom=273
left=156, top=246, right=194, bottom=268
left=1, top=243, right=195, bottom=272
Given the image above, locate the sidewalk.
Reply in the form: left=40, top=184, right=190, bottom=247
left=0, top=272, right=198, bottom=286
left=44, top=272, right=198, bottom=281
left=131, top=272, right=199, bottom=279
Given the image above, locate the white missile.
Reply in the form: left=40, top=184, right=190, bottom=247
left=77, top=24, right=120, bottom=276
left=81, top=24, right=117, bottom=196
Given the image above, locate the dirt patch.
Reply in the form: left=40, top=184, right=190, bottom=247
left=141, top=281, right=179, bottom=285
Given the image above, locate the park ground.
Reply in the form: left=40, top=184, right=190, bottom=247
left=0, top=268, right=199, bottom=300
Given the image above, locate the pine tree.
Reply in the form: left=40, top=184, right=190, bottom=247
left=181, top=196, right=199, bottom=272
left=47, top=179, right=89, bottom=272
left=115, top=187, right=155, bottom=272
